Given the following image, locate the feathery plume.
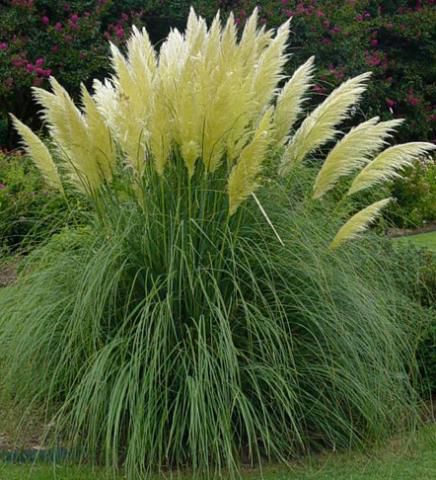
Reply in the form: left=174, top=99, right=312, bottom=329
left=313, top=117, right=403, bottom=199
left=34, top=78, right=104, bottom=192
left=348, top=142, right=436, bottom=195
left=11, top=114, right=63, bottom=192
left=330, top=198, right=392, bottom=249
left=81, top=85, right=115, bottom=183
left=274, top=56, right=315, bottom=144
left=252, top=19, right=291, bottom=109
left=127, top=25, right=156, bottom=75
left=280, top=72, right=371, bottom=175
left=108, top=43, right=154, bottom=173
left=221, top=12, right=237, bottom=64
left=92, top=79, right=118, bottom=131
left=228, top=108, right=273, bottom=216
left=204, top=11, right=221, bottom=68
left=238, top=7, right=259, bottom=68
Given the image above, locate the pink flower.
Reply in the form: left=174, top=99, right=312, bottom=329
left=26, top=63, right=34, bottom=72
left=281, top=0, right=288, bottom=4
left=0, top=42, right=7, bottom=50
left=34, top=66, right=51, bottom=77
left=41, top=16, right=49, bottom=25
left=371, top=39, right=379, bottom=46
left=365, top=51, right=382, bottom=67
left=55, top=22, right=63, bottom=31
left=70, top=13, right=79, bottom=22
left=11, top=57, right=25, bottom=67
left=51, top=44, right=59, bottom=53
left=316, top=9, right=325, bottom=17
left=35, top=57, right=45, bottom=67
left=385, top=98, right=396, bottom=108
left=121, top=13, right=129, bottom=21
left=115, top=27, right=124, bottom=39
left=284, top=9, right=293, bottom=17
left=313, top=84, right=327, bottom=94
left=407, top=94, right=419, bottom=106
left=296, top=3, right=306, bottom=15
left=0, top=183, right=6, bottom=189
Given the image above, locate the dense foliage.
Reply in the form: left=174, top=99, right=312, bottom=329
left=392, top=242, right=436, bottom=394
left=1, top=9, right=433, bottom=479
left=389, top=157, right=436, bottom=228
left=0, top=150, right=71, bottom=253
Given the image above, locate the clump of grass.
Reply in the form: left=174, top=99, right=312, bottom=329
left=0, top=166, right=425, bottom=478
left=0, top=7, right=433, bottom=480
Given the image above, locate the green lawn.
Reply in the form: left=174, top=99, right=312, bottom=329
left=394, top=231, right=436, bottom=252
left=1, top=425, right=435, bottom=480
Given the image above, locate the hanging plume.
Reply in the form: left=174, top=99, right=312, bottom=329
left=10, top=114, right=63, bottom=192
left=274, top=56, right=315, bottom=144
left=313, top=117, right=403, bottom=199
left=280, top=72, right=371, bottom=175
left=228, top=108, right=273, bottom=216
left=348, top=142, right=436, bottom=195
left=330, top=198, right=392, bottom=249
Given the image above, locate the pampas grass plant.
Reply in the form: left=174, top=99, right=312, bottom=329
left=1, top=8, right=434, bottom=479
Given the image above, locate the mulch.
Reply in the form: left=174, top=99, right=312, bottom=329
left=387, top=223, right=436, bottom=238
left=0, top=260, right=17, bottom=288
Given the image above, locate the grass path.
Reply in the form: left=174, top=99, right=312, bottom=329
left=1, top=425, right=435, bottom=479
left=393, top=230, right=436, bottom=252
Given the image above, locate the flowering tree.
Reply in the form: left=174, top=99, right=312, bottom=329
left=225, top=0, right=436, bottom=144
left=0, top=0, right=222, bottom=146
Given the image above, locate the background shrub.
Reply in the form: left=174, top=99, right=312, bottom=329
left=0, top=150, right=80, bottom=252
left=391, top=242, right=436, bottom=394
left=389, top=156, right=436, bottom=228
